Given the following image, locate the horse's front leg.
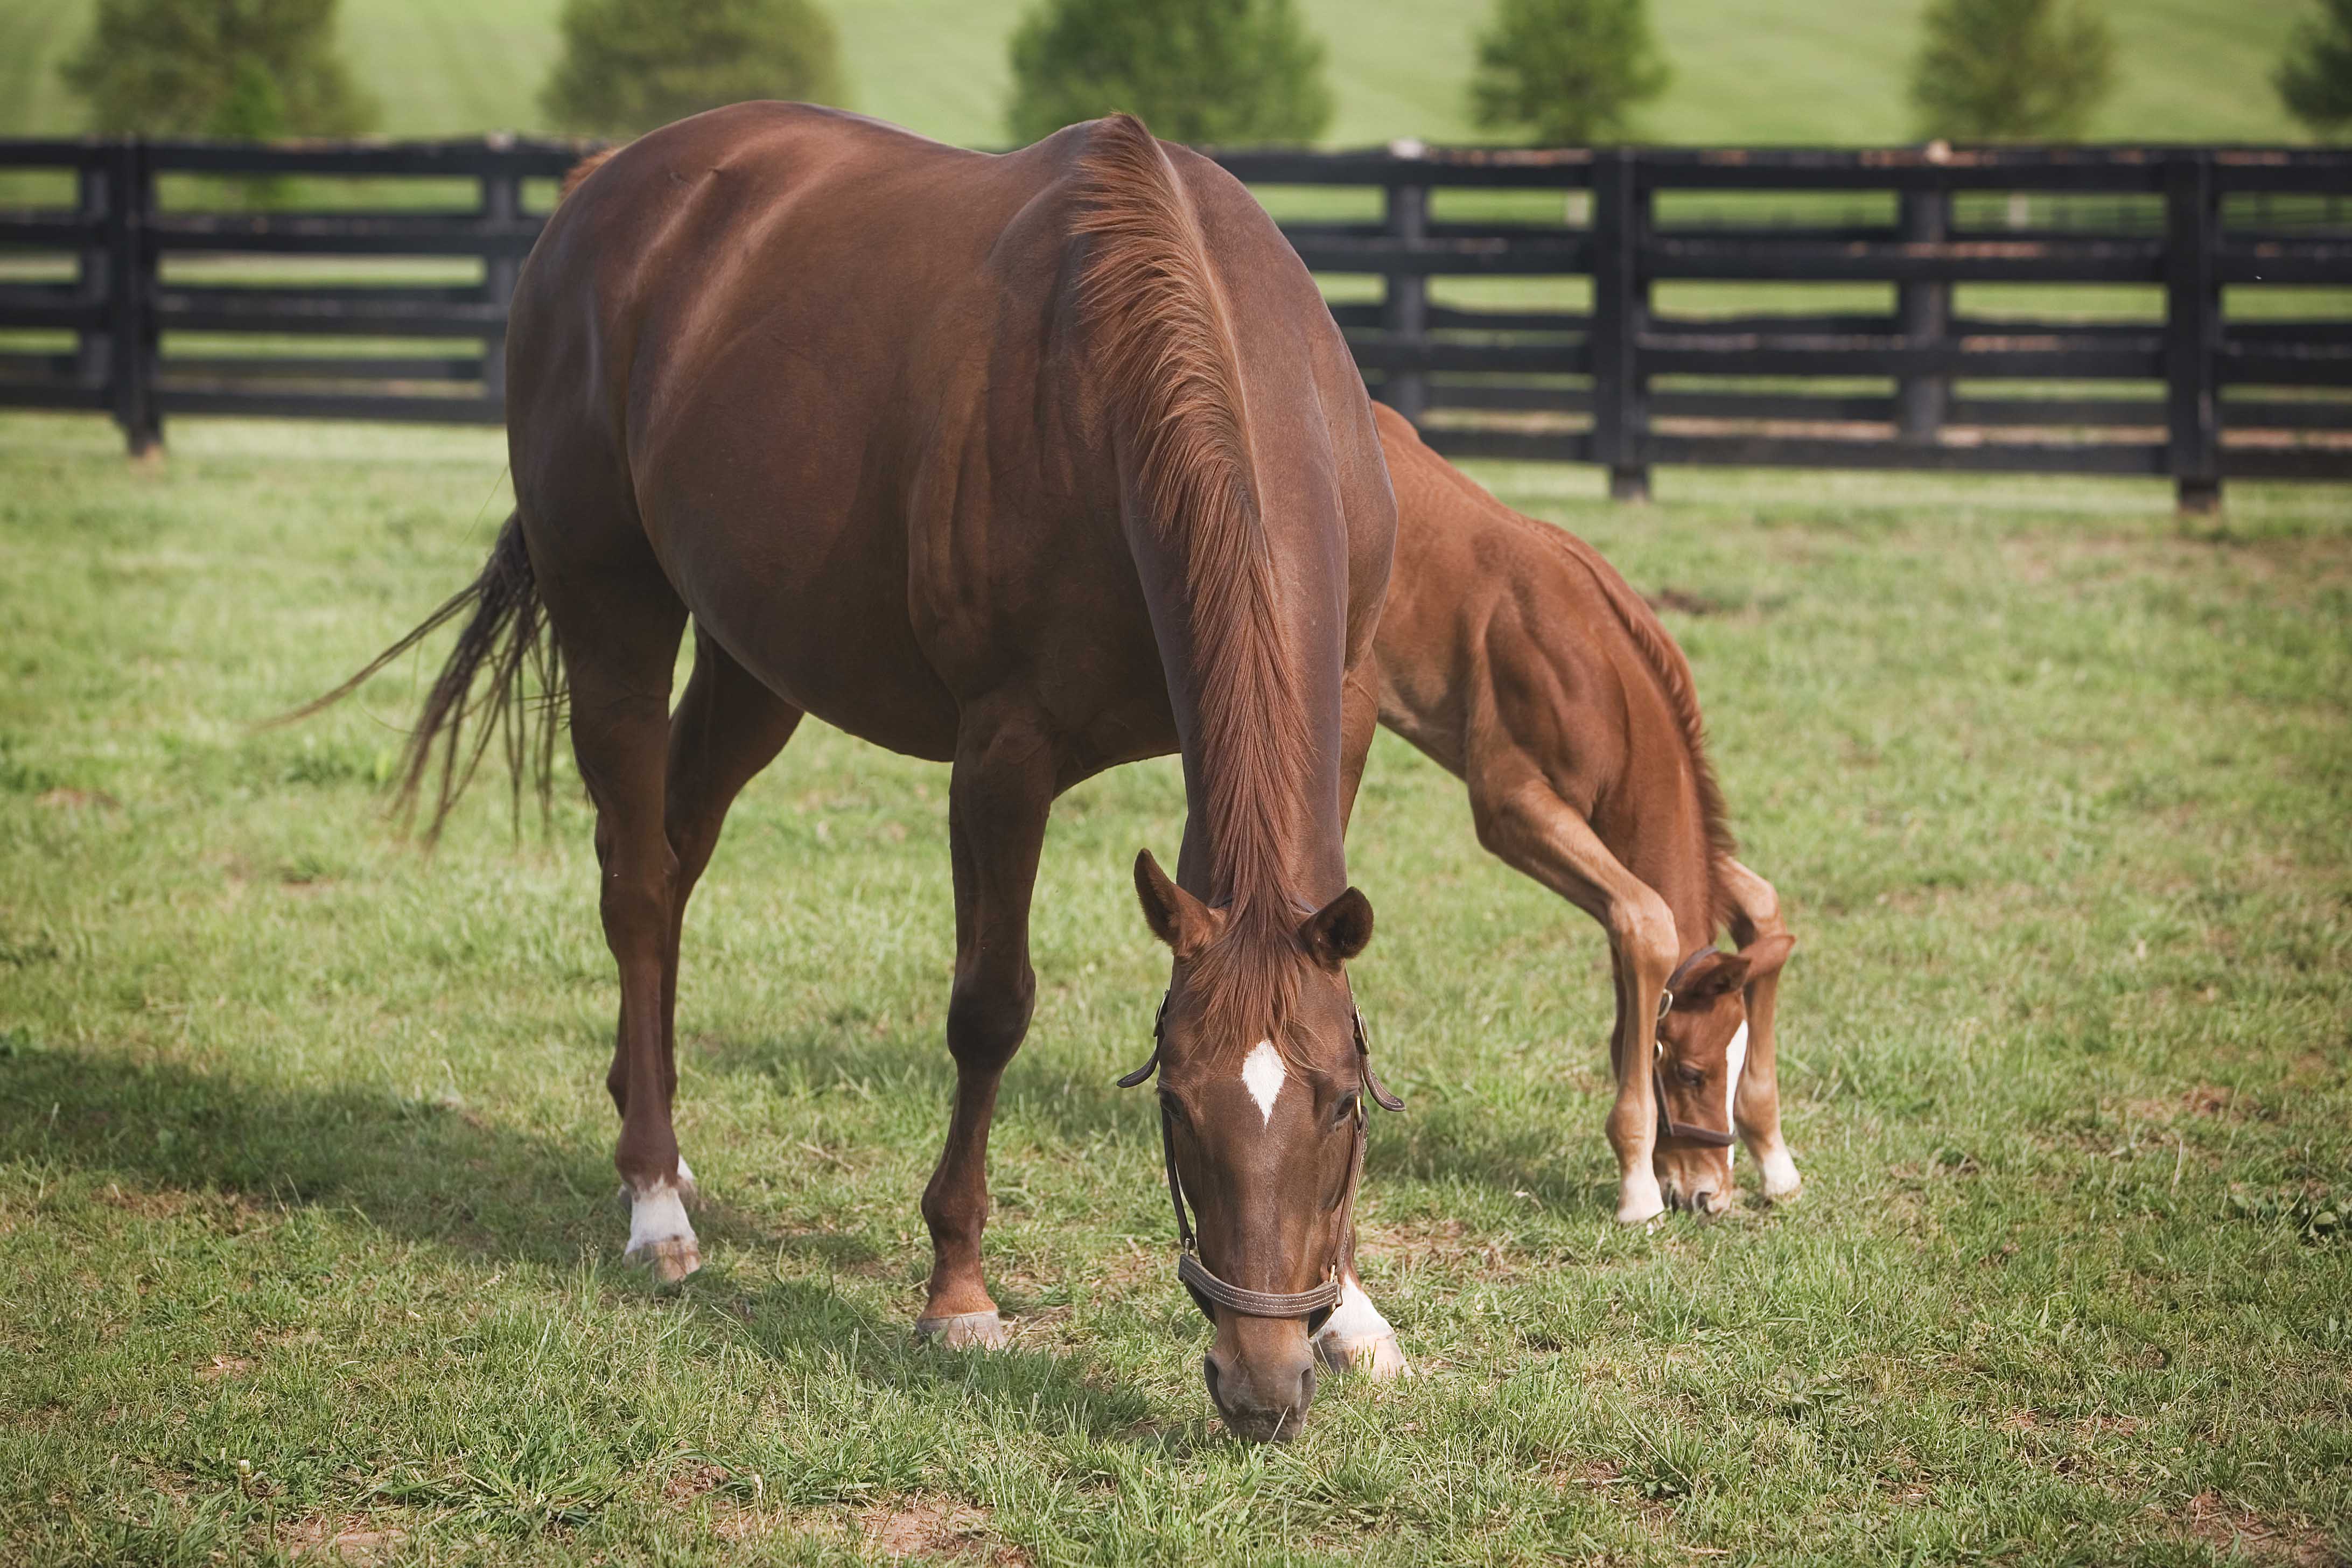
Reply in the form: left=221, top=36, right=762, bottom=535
left=1466, top=771, right=1680, bottom=1224
left=914, top=705, right=1056, bottom=1349
left=1723, top=859, right=1801, bottom=1202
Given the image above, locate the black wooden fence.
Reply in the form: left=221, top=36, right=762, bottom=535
left=3, top=135, right=2349, bottom=507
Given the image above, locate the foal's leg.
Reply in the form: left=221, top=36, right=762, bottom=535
left=915, top=704, right=1056, bottom=1349
left=655, top=627, right=806, bottom=1195
left=546, top=569, right=697, bottom=1278
left=1722, top=859, right=1801, bottom=1201
left=1466, top=769, right=1681, bottom=1224
left=1317, top=664, right=1413, bottom=1378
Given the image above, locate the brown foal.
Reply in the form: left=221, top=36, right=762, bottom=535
left=318, top=106, right=1395, bottom=1441
left=1366, top=404, right=1799, bottom=1230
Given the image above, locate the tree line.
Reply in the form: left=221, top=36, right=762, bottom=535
left=52, top=0, right=2352, bottom=147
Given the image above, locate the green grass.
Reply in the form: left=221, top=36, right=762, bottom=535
left=3, top=411, right=2349, bottom=1565
left=0, top=0, right=2321, bottom=146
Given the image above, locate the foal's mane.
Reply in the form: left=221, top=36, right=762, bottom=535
left=1072, top=114, right=1317, bottom=1054
left=1541, top=520, right=1739, bottom=933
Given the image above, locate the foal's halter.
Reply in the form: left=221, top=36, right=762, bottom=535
left=1119, top=993, right=1404, bottom=1328
left=1650, top=947, right=1739, bottom=1149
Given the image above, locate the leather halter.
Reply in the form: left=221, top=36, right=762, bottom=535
left=1119, top=992, right=1404, bottom=1328
left=1651, top=947, right=1739, bottom=1149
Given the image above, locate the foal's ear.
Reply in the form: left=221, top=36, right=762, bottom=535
left=1671, top=949, right=1751, bottom=1003
left=1736, top=931, right=1796, bottom=985
left=1299, top=886, right=1375, bottom=969
left=1135, top=849, right=1218, bottom=960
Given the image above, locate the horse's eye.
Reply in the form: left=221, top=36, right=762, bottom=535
left=1677, top=1063, right=1707, bottom=1089
left=1158, top=1092, right=1189, bottom=1128
left=1332, top=1092, right=1360, bottom=1127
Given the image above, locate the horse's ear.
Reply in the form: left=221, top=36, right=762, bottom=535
left=1135, top=849, right=1217, bottom=959
left=1671, top=949, right=1751, bottom=1003
left=1300, top=886, right=1375, bottom=969
left=1736, top=930, right=1796, bottom=985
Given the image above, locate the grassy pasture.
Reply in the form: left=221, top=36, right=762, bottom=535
left=2, top=414, right=2349, bottom=1565
left=0, top=0, right=2315, bottom=147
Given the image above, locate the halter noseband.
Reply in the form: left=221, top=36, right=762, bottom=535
left=1651, top=947, right=1739, bottom=1149
left=1119, top=992, right=1403, bottom=1328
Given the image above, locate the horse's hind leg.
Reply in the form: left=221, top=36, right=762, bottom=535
left=537, top=534, right=696, bottom=1279
left=916, top=703, right=1056, bottom=1350
left=661, top=626, right=806, bottom=1074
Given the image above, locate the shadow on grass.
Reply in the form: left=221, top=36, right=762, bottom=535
left=0, top=1038, right=778, bottom=1268
left=0, top=1038, right=1196, bottom=1447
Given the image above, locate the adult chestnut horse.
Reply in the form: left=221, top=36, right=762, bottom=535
left=1368, top=404, right=1798, bottom=1227
left=318, top=105, right=1396, bottom=1442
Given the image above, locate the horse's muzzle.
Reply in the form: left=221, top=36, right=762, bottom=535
left=1204, top=1345, right=1318, bottom=1443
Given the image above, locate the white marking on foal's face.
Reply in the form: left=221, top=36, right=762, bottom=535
left=1723, top=1021, right=1749, bottom=1165
left=1241, top=1039, right=1285, bottom=1124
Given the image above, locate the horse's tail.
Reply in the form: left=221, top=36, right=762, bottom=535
left=276, top=512, right=565, bottom=841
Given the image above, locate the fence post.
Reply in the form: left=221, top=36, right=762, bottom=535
left=1896, top=184, right=1948, bottom=443
left=1591, top=146, right=1649, bottom=501
left=2165, top=151, right=2221, bottom=514
left=480, top=142, right=522, bottom=410
left=74, top=158, right=112, bottom=393
left=107, top=141, right=160, bottom=456
left=1382, top=170, right=1429, bottom=424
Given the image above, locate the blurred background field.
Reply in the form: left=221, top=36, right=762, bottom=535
left=0, top=0, right=2315, bottom=148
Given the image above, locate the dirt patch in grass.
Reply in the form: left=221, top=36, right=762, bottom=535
left=663, top=1462, right=728, bottom=1503
left=196, top=1354, right=253, bottom=1381
left=276, top=1518, right=408, bottom=1563
left=35, top=788, right=118, bottom=811
left=2172, top=1492, right=2344, bottom=1567
left=855, top=1496, right=1028, bottom=1565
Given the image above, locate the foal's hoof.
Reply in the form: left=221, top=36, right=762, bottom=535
left=1758, top=1149, right=1803, bottom=1203
left=627, top=1235, right=702, bottom=1284
left=914, top=1311, right=1010, bottom=1350
left=1316, top=1329, right=1412, bottom=1380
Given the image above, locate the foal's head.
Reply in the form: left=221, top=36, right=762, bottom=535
left=1132, top=850, right=1378, bottom=1442
left=1651, top=933, right=1796, bottom=1215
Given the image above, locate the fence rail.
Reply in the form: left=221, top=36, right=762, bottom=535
left=3, top=135, right=2349, bottom=506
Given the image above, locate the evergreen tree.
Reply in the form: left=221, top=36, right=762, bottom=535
left=1468, top=0, right=1670, bottom=146
left=542, top=0, right=846, bottom=138
left=59, top=0, right=377, bottom=138
left=1005, top=0, right=1332, bottom=147
left=2278, top=0, right=2352, bottom=138
left=1909, top=0, right=2117, bottom=141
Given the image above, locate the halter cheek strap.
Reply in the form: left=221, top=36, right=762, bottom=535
left=1651, top=948, right=1739, bottom=1149
left=1121, top=993, right=1402, bottom=1326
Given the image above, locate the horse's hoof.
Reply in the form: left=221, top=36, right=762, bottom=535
left=1316, top=1330, right=1412, bottom=1380
left=914, top=1311, right=1010, bottom=1350
left=627, top=1235, right=701, bottom=1284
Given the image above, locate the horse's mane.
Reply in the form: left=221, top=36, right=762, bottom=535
left=1542, top=523, right=1738, bottom=930
left=1072, top=114, right=1313, bottom=1056
left=559, top=146, right=619, bottom=202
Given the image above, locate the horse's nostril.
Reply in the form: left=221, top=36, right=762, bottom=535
left=1297, top=1366, right=1317, bottom=1411
left=1202, top=1355, right=1223, bottom=1408
left=1693, top=1188, right=1718, bottom=1215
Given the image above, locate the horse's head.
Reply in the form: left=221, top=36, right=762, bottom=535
left=1651, top=933, right=1796, bottom=1216
left=1129, top=849, right=1387, bottom=1442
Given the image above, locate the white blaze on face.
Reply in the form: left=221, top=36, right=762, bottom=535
left=1241, top=1039, right=1285, bottom=1124
left=1722, top=1021, right=1749, bottom=1166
